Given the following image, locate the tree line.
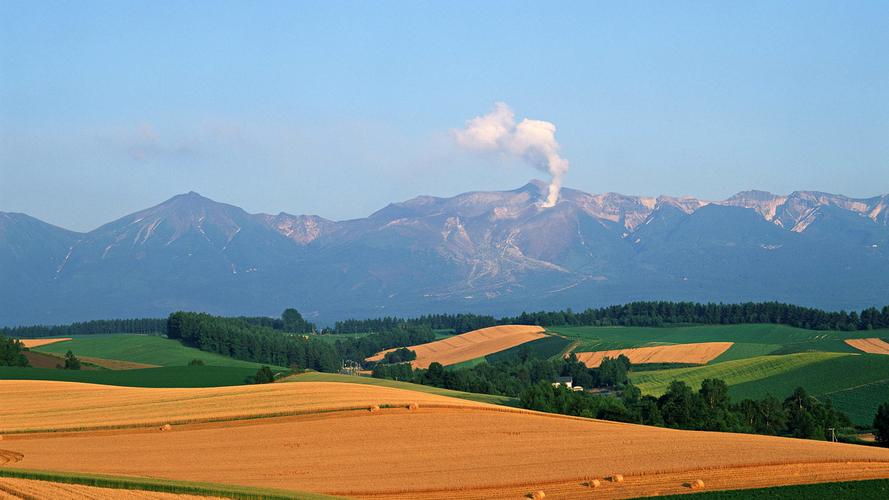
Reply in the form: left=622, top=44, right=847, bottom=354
left=167, top=312, right=339, bottom=371
left=332, top=301, right=889, bottom=333
left=0, top=318, right=167, bottom=338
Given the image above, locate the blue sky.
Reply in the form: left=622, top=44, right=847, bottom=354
left=1, top=1, right=887, bottom=231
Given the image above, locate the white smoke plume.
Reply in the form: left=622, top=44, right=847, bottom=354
left=455, top=102, right=569, bottom=208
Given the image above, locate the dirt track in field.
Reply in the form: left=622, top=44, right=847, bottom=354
left=367, top=325, right=547, bottom=368
left=845, top=338, right=889, bottom=355
left=16, top=338, right=72, bottom=349
left=573, top=342, right=734, bottom=368
left=0, top=477, right=225, bottom=500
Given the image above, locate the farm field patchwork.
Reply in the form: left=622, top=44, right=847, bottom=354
left=573, top=342, right=733, bottom=368
left=33, top=334, right=280, bottom=369
left=629, top=352, right=848, bottom=396
left=366, top=325, right=547, bottom=368
left=3, top=380, right=889, bottom=499
left=550, top=324, right=886, bottom=361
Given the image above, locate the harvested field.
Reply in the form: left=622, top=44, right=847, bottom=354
left=845, top=338, right=889, bottom=355
left=367, top=325, right=547, bottom=368
left=0, top=380, right=488, bottom=433
left=21, top=352, right=66, bottom=369
left=77, top=356, right=159, bottom=370
left=573, top=341, right=734, bottom=368
left=4, top=381, right=889, bottom=499
left=0, top=477, right=223, bottom=500
left=16, top=338, right=71, bottom=349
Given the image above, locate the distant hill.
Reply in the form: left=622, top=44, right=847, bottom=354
left=2, top=181, right=887, bottom=326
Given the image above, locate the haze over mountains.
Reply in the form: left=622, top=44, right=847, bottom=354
left=2, top=180, right=887, bottom=326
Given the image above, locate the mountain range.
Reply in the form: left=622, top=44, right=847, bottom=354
left=2, top=180, right=888, bottom=326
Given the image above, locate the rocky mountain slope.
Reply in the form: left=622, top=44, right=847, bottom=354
left=2, top=181, right=887, bottom=325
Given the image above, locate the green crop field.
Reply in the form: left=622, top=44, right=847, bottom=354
left=729, top=353, right=889, bottom=424
left=486, top=335, right=574, bottom=363
left=549, top=324, right=884, bottom=354
left=311, top=332, right=372, bottom=345
left=647, top=478, right=889, bottom=499
left=630, top=352, right=848, bottom=396
left=34, top=334, right=280, bottom=369
left=280, top=371, right=518, bottom=406
left=0, top=365, right=263, bottom=388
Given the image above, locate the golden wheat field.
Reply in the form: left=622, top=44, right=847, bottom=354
left=15, top=338, right=71, bottom=348
left=845, top=338, right=889, bottom=355
left=0, top=477, right=224, bottom=500
left=572, top=341, right=734, bottom=368
left=3, top=380, right=889, bottom=499
left=367, top=325, right=547, bottom=368
left=0, top=380, right=487, bottom=433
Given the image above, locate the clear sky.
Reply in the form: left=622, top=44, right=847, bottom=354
left=1, top=1, right=887, bottom=231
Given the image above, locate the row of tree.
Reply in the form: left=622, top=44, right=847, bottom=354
left=0, top=318, right=167, bottom=338
left=166, top=312, right=339, bottom=371
left=332, top=301, right=889, bottom=333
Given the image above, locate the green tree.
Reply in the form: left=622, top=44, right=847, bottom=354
left=63, top=350, right=81, bottom=370
left=188, top=358, right=205, bottom=366
left=249, top=366, right=275, bottom=384
left=873, top=402, right=889, bottom=446
left=0, top=335, right=29, bottom=367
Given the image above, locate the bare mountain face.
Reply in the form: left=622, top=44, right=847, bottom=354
left=2, top=181, right=887, bottom=326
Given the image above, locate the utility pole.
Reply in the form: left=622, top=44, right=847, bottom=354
left=828, top=427, right=837, bottom=442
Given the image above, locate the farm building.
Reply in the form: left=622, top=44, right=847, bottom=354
left=552, top=376, right=573, bottom=388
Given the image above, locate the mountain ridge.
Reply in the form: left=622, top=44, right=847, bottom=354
left=1, top=181, right=887, bottom=326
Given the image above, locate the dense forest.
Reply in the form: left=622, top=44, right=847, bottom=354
left=167, top=312, right=338, bottom=371
left=332, top=301, right=889, bottom=333
left=0, top=334, right=29, bottom=367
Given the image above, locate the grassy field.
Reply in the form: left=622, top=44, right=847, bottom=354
left=729, top=353, right=889, bottom=424
left=649, top=478, right=889, bottom=499
left=279, top=371, right=518, bottom=406
left=0, top=365, right=261, bottom=388
left=630, top=352, right=849, bottom=395
left=34, top=334, right=280, bottom=369
left=549, top=324, right=886, bottom=357
left=0, top=468, right=339, bottom=500
left=486, top=335, right=574, bottom=363
left=311, top=332, right=372, bottom=345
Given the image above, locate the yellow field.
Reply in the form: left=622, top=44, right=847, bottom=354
left=845, top=338, right=889, bottom=355
left=0, top=380, right=487, bottom=433
left=367, top=325, right=547, bottom=368
left=3, top=380, right=889, bottom=499
left=573, top=341, right=734, bottom=368
left=0, top=477, right=222, bottom=500
left=16, top=338, right=71, bottom=349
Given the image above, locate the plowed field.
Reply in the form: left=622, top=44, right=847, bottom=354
left=845, top=338, right=889, bottom=355
left=573, top=342, right=734, bottom=368
left=367, top=325, right=547, bottom=368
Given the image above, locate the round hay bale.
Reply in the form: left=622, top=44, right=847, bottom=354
left=0, top=435, right=4, bottom=441
left=586, top=478, right=600, bottom=488
left=408, top=403, right=419, bottom=410
left=159, top=424, right=172, bottom=432
left=368, top=405, right=380, bottom=413
left=691, top=479, right=705, bottom=490
left=529, top=491, right=545, bottom=500
left=610, top=474, right=624, bottom=483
